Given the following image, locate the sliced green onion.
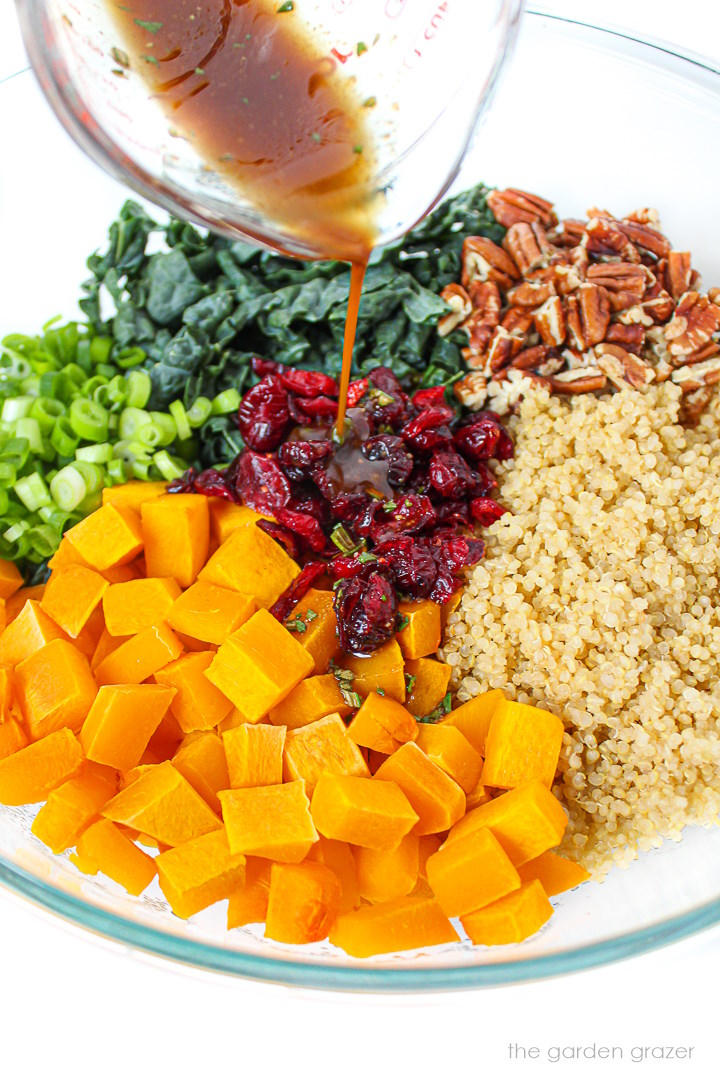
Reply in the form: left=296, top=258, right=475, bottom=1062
left=153, top=450, right=186, bottom=481
left=30, top=396, right=65, bottom=434
left=169, top=400, right=192, bottom=441
left=20, top=375, right=41, bottom=397
left=50, top=416, right=80, bottom=457
left=212, top=388, right=241, bottom=415
left=38, top=371, right=61, bottom=397
left=187, top=397, right=212, bottom=428
left=125, top=370, right=152, bottom=409
left=62, top=363, right=87, bottom=386
left=95, top=363, right=117, bottom=380
left=69, top=397, right=109, bottom=441
left=3, top=520, right=29, bottom=543
left=14, top=472, right=52, bottom=512
left=76, top=442, right=113, bottom=464
left=15, top=417, right=43, bottom=453
left=72, top=460, right=104, bottom=494
left=115, top=346, right=146, bottom=369
left=119, top=407, right=151, bottom=440
left=1, top=437, right=30, bottom=469
left=76, top=491, right=103, bottom=515
left=0, top=462, right=17, bottom=486
left=137, top=413, right=176, bottom=449
left=89, top=337, right=113, bottom=365
left=76, top=339, right=92, bottom=372
left=106, top=374, right=128, bottom=408
left=0, top=489, right=9, bottom=515
left=106, top=459, right=127, bottom=485
left=131, top=458, right=155, bottom=481
left=27, top=524, right=61, bottom=558
left=50, top=464, right=87, bottom=511
left=1, top=397, right=34, bottom=423
left=81, top=375, right=108, bottom=398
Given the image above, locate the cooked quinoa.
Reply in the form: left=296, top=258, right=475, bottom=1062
left=444, top=380, right=720, bottom=875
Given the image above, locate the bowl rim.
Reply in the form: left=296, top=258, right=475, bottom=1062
left=2, top=9, right=720, bottom=988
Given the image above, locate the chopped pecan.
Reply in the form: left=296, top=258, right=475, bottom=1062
left=681, top=386, right=715, bottom=423
left=552, top=261, right=584, bottom=295
left=437, top=283, right=472, bottom=337
left=708, top=287, right=720, bottom=305
left=535, top=354, right=565, bottom=377
left=584, top=218, right=640, bottom=263
left=504, top=222, right=553, bottom=275
left=501, top=307, right=534, bottom=335
left=617, top=304, right=655, bottom=327
left=625, top=208, right=660, bottom=226
left=453, top=372, right=488, bottom=409
left=673, top=341, right=720, bottom=367
left=565, top=296, right=586, bottom=352
left=605, top=323, right=645, bottom=354
left=461, top=346, right=487, bottom=371
left=486, top=327, right=517, bottom=372
left=561, top=347, right=591, bottom=369
left=664, top=251, right=692, bottom=301
left=579, top=283, right=611, bottom=346
left=586, top=263, right=646, bottom=311
left=617, top=219, right=671, bottom=259
left=549, top=219, right=586, bottom=248
left=664, top=292, right=720, bottom=357
left=551, top=368, right=607, bottom=393
left=505, top=280, right=556, bottom=308
left=463, top=281, right=501, bottom=353
left=595, top=343, right=655, bottom=389
left=534, top=295, right=566, bottom=347
left=640, top=290, right=675, bottom=324
left=671, top=356, right=720, bottom=390
left=509, top=345, right=550, bottom=371
left=486, top=188, right=558, bottom=229
left=570, top=245, right=590, bottom=277
left=461, top=236, right=520, bottom=290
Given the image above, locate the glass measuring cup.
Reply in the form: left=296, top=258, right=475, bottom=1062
left=15, top=0, right=522, bottom=259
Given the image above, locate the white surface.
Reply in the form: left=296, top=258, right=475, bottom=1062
left=1, top=2, right=719, bottom=1076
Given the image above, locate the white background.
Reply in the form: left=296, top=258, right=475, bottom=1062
left=1, top=2, right=719, bottom=1077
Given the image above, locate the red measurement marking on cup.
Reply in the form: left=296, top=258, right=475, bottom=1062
left=403, top=0, right=449, bottom=68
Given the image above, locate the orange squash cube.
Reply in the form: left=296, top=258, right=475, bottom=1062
left=227, top=857, right=273, bottom=928
left=220, top=780, right=318, bottom=862
left=5, top=585, right=46, bottom=623
left=417, top=834, right=441, bottom=881
left=310, top=773, right=418, bottom=851
left=0, top=599, right=68, bottom=667
left=283, top=714, right=370, bottom=792
left=404, top=657, right=452, bottom=717
left=307, top=837, right=359, bottom=914
left=285, top=589, right=340, bottom=675
left=102, top=480, right=168, bottom=511
left=94, top=623, right=183, bottom=686
left=166, top=580, right=256, bottom=646
left=209, top=500, right=269, bottom=546
left=141, top=494, right=209, bottom=588
left=154, top=650, right=233, bottom=732
left=518, top=851, right=591, bottom=895
left=199, top=524, right=299, bottom=608
left=156, top=828, right=247, bottom=918
left=355, top=833, right=418, bottom=903
left=415, top=724, right=483, bottom=795
left=40, top=565, right=108, bottom=639
left=76, top=818, right=157, bottom=895
left=47, top=537, right=93, bottom=574
left=396, top=600, right=442, bottom=660
left=0, top=664, right=13, bottom=720
left=446, top=781, right=568, bottom=865
left=427, top=826, right=521, bottom=917
left=223, top=724, right=286, bottom=788
left=440, top=589, right=463, bottom=628
left=172, top=732, right=229, bottom=815
left=102, top=577, right=181, bottom=637
left=465, top=778, right=492, bottom=811
left=15, top=639, right=97, bottom=741
left=0, top=717, right=28, bottom=761
left=265, top=861, right=342, bottom=944
left=90, top=628, right=131, bottom=673
left=205, top=608, right=313, bottom=721
left=441, top=688, right=505, bottom=756
left=80, top=684, right=176, bottom=771
left=0, top=728, right=83, bottom=804
left=346, top=691, right=418, bottom=754
left=0, top=556, right=23, bottom=600
left=374, top=741, right=465, bottom=835
left=268, top=673, right=350, bottom=729
left=142, top=707, right=184, bottom=764
left=482, top=699, right=564, bottom=789
left=460, top=879, right=553, bottom=945
left=65, top=503, right=144, bottom=571
left=216, top=705, right=255, bottom=734
left=31, top=764, right=118, bottom=853
left=102, top=760, right=221, bottom=846
left=329, top=896, right=459, bottom=958
left=343, top=638, right=405, bottom=701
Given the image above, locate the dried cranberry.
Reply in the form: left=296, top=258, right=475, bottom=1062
left=469, top=462, right=498, bottom=497
left=371, top=494, right=437, bottom=544
left=189, top=468, right=236, bottom=500
left=400, top=407, right=455, bottom=450
left=257, top=520, right=301, bottom=560
left=270, top=561, right=327, bottom=622
left=279, top=369, right=338, bottom=398
left=346, top=378, right=369, bottom=408
left=237, top=376, right=290, bottom=452
left=494, top=426, right=514, bottom=461
left=294, top=395, right=338, bottom=419
left=275, top=508, right=327, bottom=552
left=374, top=537, right=437, bottom=599
left=289, top=491, right=331, bottom=526
left=330, top=491, right=372, bottom=522
left=470, top=497, right=508, bottom=525
left=251, top=356, right=282, bottom=377
left=234, top=449, right=291, bottom=515
left=429, top=561, right=457, bottom=604
left=429, top=448, right=476, bottom=498
left=453, top=417, right=501, bottom=461
left=368, top=366, right=405, bottom=397
left=334, top=570, right=397, bottom=654
left=309, top=462, right=335, bottom=499
left=412, top=386, right=448, bottom=410
left=439, top=535, right=485, bottom=572
left=287, top=396, right=313, bottom=425
left=278, top=439, right=332, bottom=481
left=167, top=467, right=197, bottom=494
left=362, top=435, right=414, bottom=488
left=408, top=426, right=453, bottom=453
left=364, top=367, right=410, bottom=428
left=432, top=499, right=472, bottom=527
left=331, top=553, right=369, bottom=579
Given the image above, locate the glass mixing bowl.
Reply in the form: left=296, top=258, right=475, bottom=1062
left=1, top=10, right=719, bottom=988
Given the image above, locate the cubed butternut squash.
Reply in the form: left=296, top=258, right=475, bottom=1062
left=440, top=589, right=463, bottom=629
left=482, top=699, right=564, bottom=789
left=65, top=503, right=143, bottom=571
left=0, top=557, right=23, bottom=600
left=167, top=580, right=256, bottom=646
left=47, top=537, right=93, bottom=574
left=172, top=732, right=230, bottom=816
left=415, top=724, right=483, bottom=795
left=307, top=837, right=359, bottom=914
left=141, top=494, right=209, bottom=588
left=219, top=781, right=318, bottom=862
left=90, top=628, right=131, bottom=673
left=265, top=861, right=342, bottom=944
left=205, top=609, right=313, bottom=721
left=417, top=834, right=441, bottom=882
left=0, top=599, right=68, bottom=668
left=102, top=577, right=181, bottom=637
left=460, top=879, right=553, bottom=945
left=223, top=724, right=286, bottom=788
left=80, top=684, right=176, bottom=772
left=517, top=851, right=591, bottom=896
left=310, top=773, right=418, bottom=851
left=102, top=480, right=168, bottom=511
left=210, top=500, right=269, bottom=546
left=75, top=818, right=157, bottom=895
left=0, top=728, right=83, bottom=804
left=0, top=664, right=13, bottom=720
left=156, top=828, right=247, bottom=918
left=15, top=639, right=98, bottom=741
left=404, top=657, right=452, bottom=717
left=0, top=717, right=28, bottom=761
left=283, top=714, right=370, bottom=791
left=154, top=651, right=233, bottom=732
left=39, top=566, right=108, bottom=639
left=355, top=833, right=418, bottom=904
left=343, top=639, right=405, bottom=701
left=31, top=764, right=118, bottom=853
left=374, top=741, right=465, bottom=835
left=268, top=673, right=350, bottom=729
left=143, top=708, right=184, bottom=764
left=465, top=778, right=492, bottom=811
left=102, top=760, right=221, bottom=846
left=199, top=524, right=299, bottom=608
left=446, top=781, right=568, bottom=866
left=94, top=623, right=183, bottom=686
left=346, top=691, right=418, bottom=755
left=441, top=688, right=505, bottom=756
left=396, top=600, right=442, bottom=660
left=5, top=585, right=45, bottom=624
left=328, top=896, right=459, bottom=958
left=227, top=857, right=273, bottom=928
left=285, top=589, right=339, bottom=675
left=426, top=826, right=521, bottom=917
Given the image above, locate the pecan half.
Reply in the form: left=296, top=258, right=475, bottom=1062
left=681, top=386, right=715, bottom=423
left=534, top=295, right=566, bottom=347
left=584, top=218, right=640, bottom=263
left=664, top=251, right=692, bottom=301
left=509, top=344, right=550, bottom=371
left=671, top=357, right=720, bottom=390
left=605, top=323, right=645, bottom=354
left=463, top=280, right=501, bottom=353
left=453, top=372, right=488, bottom=409
left=564, top=296, right=585, bottom=352
left=640, top=290, right=675, bottom=324
left=549, top=219, right=586, bottom=248
left=551, top=368, right=607, bottom=393
left=501, top=307, right=534, bottom=335
left=505, top=280, right=556, bottom=308
left=664, top=292, right=720, bottom=357
left=586, top=263, right=646, bottom=311
left=673, top=341, right=720, bottom=367
left=486, top=326, right=517, bottom=372
left=461, top=236, right=519, bottom=291
left=578, top=283, right=611, bottom=346
left=595, top=343, right=655, bottom=389
left=504, top=222, right=553, bottom=275
left=437, top=283, right=471, bottom=337
left=617, top=219, right=671, bottom=259
left=487, top=188, right=557, bottom=229
left=625, top=207, right=660, bottom=226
